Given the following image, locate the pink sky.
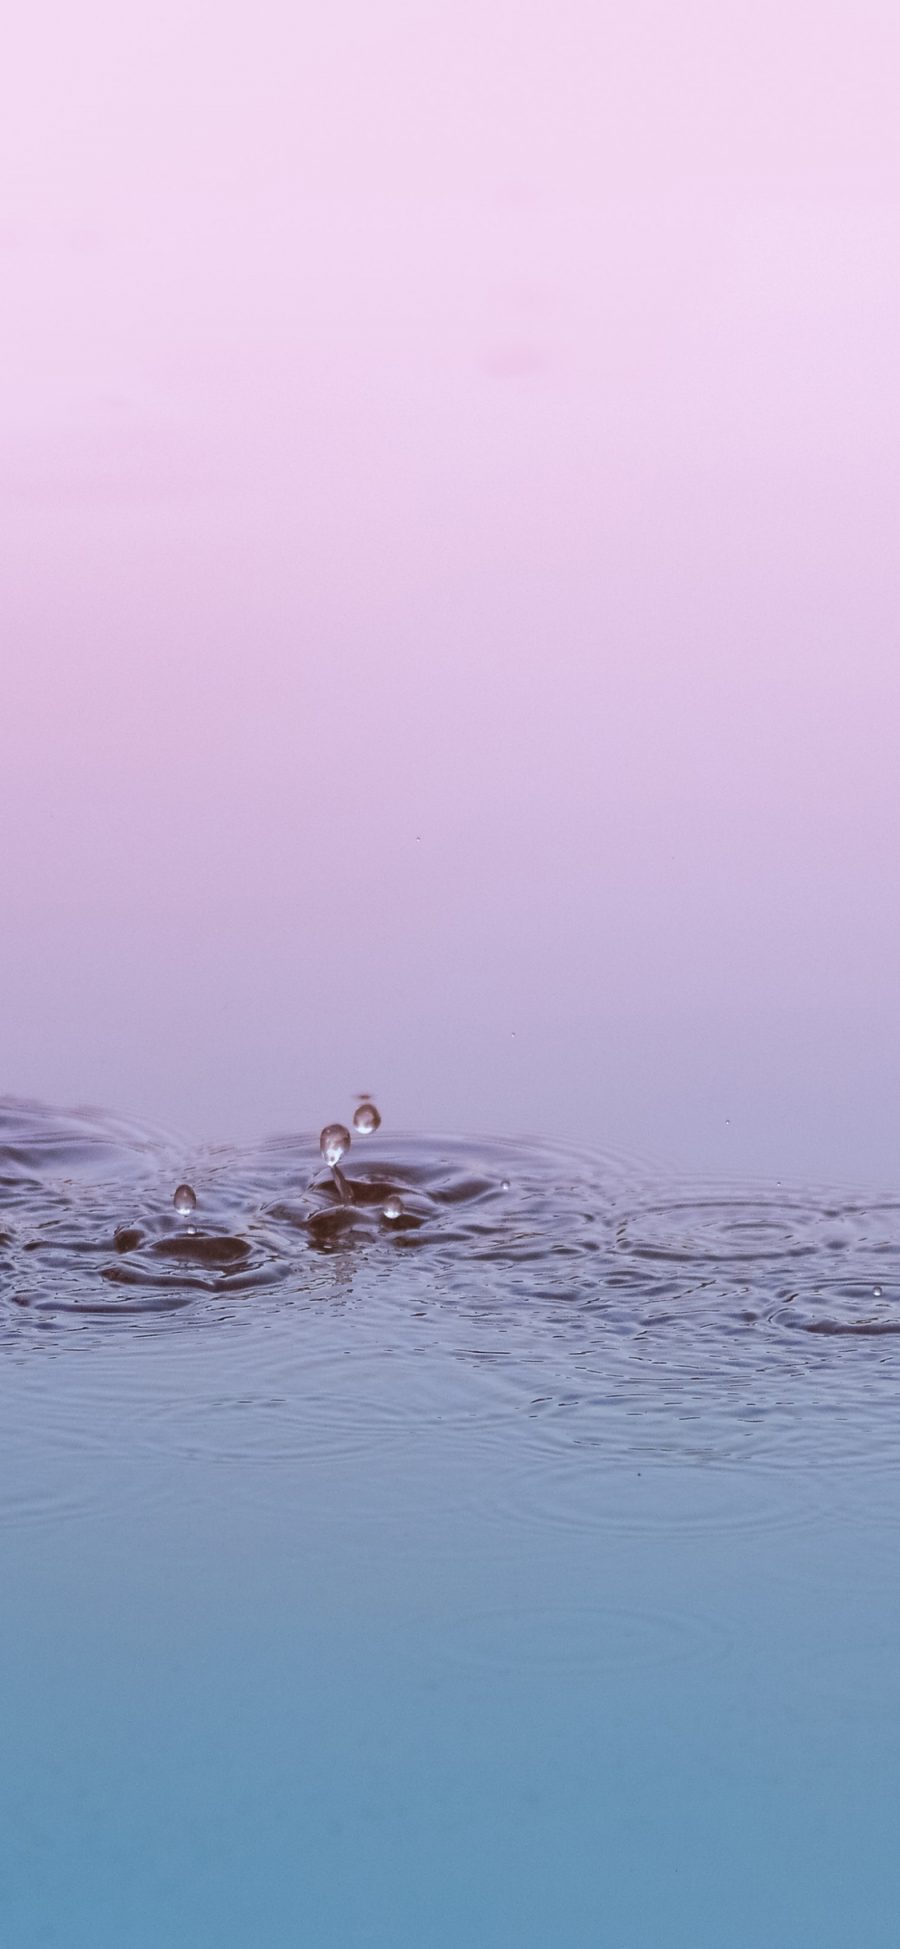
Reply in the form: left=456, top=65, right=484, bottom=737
left=2, top=0, right=900, bottom=1178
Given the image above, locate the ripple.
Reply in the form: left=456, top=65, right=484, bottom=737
left=445, top=1601, right=728, bottom=1676
left=0, top=1471, right=111, bottom=1531
left=834, top=1200, right=900, bottom=1255
left=133, top=1341, right=535, bottom=1467
left=484, top=1447, right=824, bottom=1538
left=615, top=1197, right=828, bottom=1264
left=0, top=1095, right=178, bottom=1186
left=771, top=1278, right=900, bottom=1337
left=0, top=1369, right=175, bottom=1530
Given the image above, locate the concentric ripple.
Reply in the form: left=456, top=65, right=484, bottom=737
left=444, top=1600, right=729, bottom=1676
left=615, top=1197, right=827, bottom=1263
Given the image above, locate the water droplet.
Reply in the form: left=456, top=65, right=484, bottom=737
left=500, top=1179, right=511, bottom=1192
left=874, top=1286, right=883, bottom=1298
left=320, top=1124, right=351, bottom=1169
left=173, top=1183, right=196, bottom=1216
left=382, top=1195, right=403, bottom=1223
left=353, top=1101, right=381, bottom=1135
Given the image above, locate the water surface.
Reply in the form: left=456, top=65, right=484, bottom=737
left=3, top=1097, right=900, bottom=1944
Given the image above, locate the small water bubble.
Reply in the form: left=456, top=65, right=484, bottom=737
left=173, top=1183, right=197, bottom=1216
left=320, top=1124, right=351, bottom=1169
left=353, top=1101, right=381, bottom=1135
left=382, top=1195, right=403, bottom=1223
left=500, top=1179, right=511, bottom=1193
left=874, top=1286, right=883, bottom=1298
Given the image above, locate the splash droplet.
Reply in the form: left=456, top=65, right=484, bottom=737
left=320, top=1124, right=351, bottom=1169
left=382, top=1195, right=403, bottom=1223
left=500, top=1179, right=511, bottom=1193
left=353, top=1101, right=381, bottom=1135
left=173, top=1183, right=196, bottom=1216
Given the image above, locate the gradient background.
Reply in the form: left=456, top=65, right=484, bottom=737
left=3, top=0, right=899, bottom=1179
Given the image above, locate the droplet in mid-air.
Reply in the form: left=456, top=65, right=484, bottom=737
left=500, top=1179, right=511, bottom=1193
left=382, top=1195, right=403, bottom=1223
left=320, top=1124, right=351, bottom=1170
left=173, top=1183, right=197, bottom=1216
left=353, top=1101, right=381, bottom=1135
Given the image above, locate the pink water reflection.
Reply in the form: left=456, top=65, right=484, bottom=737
left=3, top=0, right=900, bottom=1179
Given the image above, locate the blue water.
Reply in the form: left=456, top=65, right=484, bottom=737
left=2, top=1099, right=900, bottom=1945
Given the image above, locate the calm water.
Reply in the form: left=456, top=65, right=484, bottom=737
left=3, top=1095, right=900, bottom=1945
